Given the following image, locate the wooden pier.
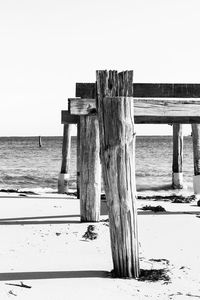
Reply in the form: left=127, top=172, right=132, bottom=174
left=60, top=70, right=200, bottom=278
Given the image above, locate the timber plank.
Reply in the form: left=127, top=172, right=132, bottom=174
left=134, top=116, right=200, bottom=124
left=66, top=97, right=200, bottom=123
left=76, top=83, right=96, bottom=98
left=61, top=111, right=79, bottom=124
left=133, top=98, right=200, bottom=117
left=69, top=98, right=96, bottom=115
left=134, top=83, right=200, bottom=98
left=76, top=83, right=200, bottom=98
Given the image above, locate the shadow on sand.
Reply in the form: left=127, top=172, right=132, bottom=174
left=0, top=270, right=109, bottom=281
left=0, top=214, right=81, bottom=225
left=0, top=201, right=109, bottom=225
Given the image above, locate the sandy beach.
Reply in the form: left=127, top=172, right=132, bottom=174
left=0, top=192, right=200, bottom=299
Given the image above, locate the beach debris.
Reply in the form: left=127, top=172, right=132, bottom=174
left=140, top=205, right=166, bottom=212
left=172, top=195, right=196, bottom=203
left=0, top=189, right=38, bottom=195
left=101, top=194, right=106, bottom=200
left=55, top=232, right=61, bottom=236
left=149, top=258, right=170, bottom=265
left=139, top=268, right=170, bottom=282
left=6, top=281, right=32, bottom=289
left=8, top=290, right=17, bottom=296
left=101, top=218, right=109, bottom=222
left=137, top=194, right=196, bottom=203
left=82, top=225, right=98, bottom=240
left=186, top=293, right=200, bottom=298
left=169, top=292, right=183, bottom=297
left=65, top=191, right=77, bottom=197
left=0, top=189, right=19, bottom=193
left=103, top=222, right=109, bottom=227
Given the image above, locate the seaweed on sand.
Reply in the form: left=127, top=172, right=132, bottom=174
left=82, top=225, right=98, bottom=240
left=0, top=189, right=38, bottom=195
left=137, top=194, right=196, bottom=203
left=139, top=268, right=170, bottom=282
left=140, top=205, right=166, bottom=212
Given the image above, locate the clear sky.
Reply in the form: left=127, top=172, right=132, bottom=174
left=0, top=0, right=200, bottom=136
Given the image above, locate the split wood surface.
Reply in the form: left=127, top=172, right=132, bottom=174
left=96, top=70, right=139, bottom=278
left=63, top=97, right=200, bottom=124
left=192, top=124, right=200, bottom=175
left=79, top=115, right=101, bottom=222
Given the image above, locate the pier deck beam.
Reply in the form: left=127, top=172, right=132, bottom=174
left=172, top=124, right=183, bottom=189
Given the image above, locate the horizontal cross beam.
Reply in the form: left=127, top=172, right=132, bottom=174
left=62, top=97, right=200, bottom=124
left=61, top=111, right=79, bottom=124
left=76, top=83, right=200, bottom=98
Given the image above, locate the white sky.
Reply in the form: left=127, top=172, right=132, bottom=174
left=0, top=0, right=200, bottom=136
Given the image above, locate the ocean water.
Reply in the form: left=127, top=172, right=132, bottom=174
left=0, top=136, right=194, bottom=194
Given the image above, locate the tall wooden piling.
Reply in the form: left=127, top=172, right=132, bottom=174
left=58, top=124, right=72, bottom=193
left=172, top=124, right=183, bottom=189
left=76, top=119, right=80, bottom=199
left=79, top=115, right=101, bottom=222
left=96, top=70, right=139, bottom=278
left=192, top=124, right=200, bottom=193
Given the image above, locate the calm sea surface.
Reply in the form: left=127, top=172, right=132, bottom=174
left=0, top=136, right=194, bottom=193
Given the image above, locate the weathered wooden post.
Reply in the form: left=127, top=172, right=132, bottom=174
left=192, top=124, right=200, bottom=194
left=58, top=124, right=72, bottom=193
left=172, top=124, right=183, bottom=189
left=76, top=119, right=80, bottom=199
left=79, top=114, right=101, bottom=222
left=96, top=70, right=140, bottom=278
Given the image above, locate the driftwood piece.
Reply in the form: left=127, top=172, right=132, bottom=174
left=6, top=282, right=32, bottom=289
left=96, top=70, right=139, bottom=279
left=82, top=225, right=98, bottom=240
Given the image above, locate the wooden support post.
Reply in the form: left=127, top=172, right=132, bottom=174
left=58, top=124, right=72, bottom=193
left=79, top=115, right=101, bottom=222
left=172, top=124, right=183, bottom=189
left=96, top=70, right=139, bottom=278
left=76, top=119, right=80, bottom=199
left=192, top=124, right=200, bottom=194
left=38, top=136, right=42, bottom=148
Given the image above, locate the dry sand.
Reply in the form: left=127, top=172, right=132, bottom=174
left=0, top=192, right=200, bottom=299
